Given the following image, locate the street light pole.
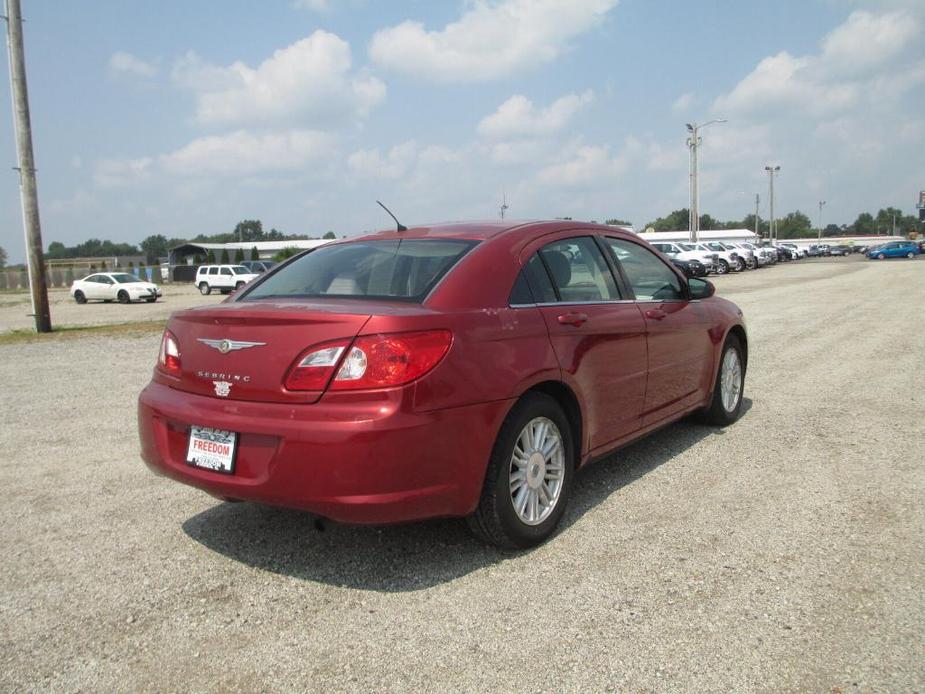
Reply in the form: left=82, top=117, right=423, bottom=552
left=754, top=193, right=760, bottom=237
left=686, top=119, right=727, bottom=244
left=818, top=200, right=826, bottom=241
left=764, top=165, right=780, bottom=242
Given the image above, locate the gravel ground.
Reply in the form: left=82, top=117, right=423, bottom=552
left=0, top=283, right=225, bottom=333
left=0, top=255, right=922, bottom=692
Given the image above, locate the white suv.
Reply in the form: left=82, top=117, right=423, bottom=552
left=196, top=264, right=260, bottom=295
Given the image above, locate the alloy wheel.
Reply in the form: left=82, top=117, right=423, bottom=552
left=720, top=348, right=742, bottom=413
left=509, top=417, right=565, bottom=526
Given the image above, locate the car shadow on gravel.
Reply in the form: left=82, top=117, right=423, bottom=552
left=182, top=398, right=752, bottom=592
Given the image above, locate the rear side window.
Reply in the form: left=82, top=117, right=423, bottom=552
left=243, top=239, right=476, bottom=302
left=538, top=237, right=619, bottom=302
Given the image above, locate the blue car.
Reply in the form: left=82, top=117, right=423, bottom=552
left=867, top=241, right=921, bottom=260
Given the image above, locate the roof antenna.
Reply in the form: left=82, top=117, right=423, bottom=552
left=376, top=200, right=407, bottom=232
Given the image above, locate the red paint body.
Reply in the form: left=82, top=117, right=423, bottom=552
left=138, top=221, right=745, bottom=523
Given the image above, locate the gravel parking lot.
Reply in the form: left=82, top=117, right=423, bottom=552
left=1, top=256, right=922, bottom=691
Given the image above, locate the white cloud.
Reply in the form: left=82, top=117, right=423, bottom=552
left=172, top=31, right=385, bottom=127
left=478, top=91, right=594, bottom=138
left=348, top=141, right=420, bottom=180
left=671, top=92, right=694, bottom=113
left=109, top=52, right=157, bottom=78
left=160, top=130, right=336, bottom=176
left=291, top=0, right=330, bottom=11
left=714, top=9, right=921, bottom=116
left=368, top=0, right=618, bottom=82
left=535, top=144, right=627, bottom=188
left=94, top=157, right=154, bottom=188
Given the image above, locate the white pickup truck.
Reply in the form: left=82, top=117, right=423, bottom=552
left=649, top=241, right=718, bottom=274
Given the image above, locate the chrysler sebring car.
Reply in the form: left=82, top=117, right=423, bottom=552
left=138, top=221, right=747, bottom=548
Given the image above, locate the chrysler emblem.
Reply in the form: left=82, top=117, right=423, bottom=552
left=213, top=381, right=232, bottom=397
left=198, top=338, right=266, bottom=354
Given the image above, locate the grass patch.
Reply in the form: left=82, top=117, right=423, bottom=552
left=0, top=319, right=166, bottom=345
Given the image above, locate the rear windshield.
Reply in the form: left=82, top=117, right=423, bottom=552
left=241, top=238, right=476, bottom=302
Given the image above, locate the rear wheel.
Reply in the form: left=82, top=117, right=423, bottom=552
left=199, top=282, right=211, bottom=295
left=117, top=290, right=130, bottom=304
left=74, top=290, right=86, bottom=304
left=878, top=253, right=885, bottom=260
left=734, top=257, right=746, bottom=272
left=715, top=259, right=729, bottom=275
left=235, top=281, right=245, bottom=290
left=467, top=393, right=574, bottom=549
left=700, top=335, right=745, bottom=426
left=907, top=252, right=914, bottom=259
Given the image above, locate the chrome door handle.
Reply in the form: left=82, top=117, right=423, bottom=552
left=645, top=308, right=667, bottom=320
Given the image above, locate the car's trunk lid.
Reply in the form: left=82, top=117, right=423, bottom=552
left=167, top=300, right=373, bottom=404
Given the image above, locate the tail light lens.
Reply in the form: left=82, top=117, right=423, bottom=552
left=284, top=330, right=452, bottom=392
left=158, top=330, right=181, bottom=374
left=284, top=340, right=349, bottom=391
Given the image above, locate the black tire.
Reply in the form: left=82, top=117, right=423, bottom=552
left=467, top=393, right=575, bottom=549
left=716, top=259, right=729, bottom=275
left=117, top=290, right=130, bottom=304
left=734, top=257, right=746, bottom=272
left=74, top=290, right=86, bottom=305
left=235, top=281, right=245, bottom=290
left=877, top=253, right=885, bottom=260
left=199, top=282, right=211, bottom=295
left=700, top=334, right=745, bottom=426
left=145, top=297, right=157, bottom=303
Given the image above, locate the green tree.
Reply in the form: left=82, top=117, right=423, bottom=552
left=206, top=250, right=217, bottom=264
left=273, top=247, right=302, bottom=262
left=140, top=234, right=169, bottom=264
left=604, top=219, right=632, bottom=226
left=233, top=220, right=264, bottom=242
left=823, top=224, right=843, bottom=237
left=219, top=248, right=230, bottom=264
left=851, top=212, right=876, bottom=235
left=65, top=267, right=75, bottom=285
left=234, top=248, right=245, bottom=263
left=322, top=231, right=337, bottom=239
left=698, top=213, right=719, bottom=230
left=0, top=245, right=6, bottom=267
left=250, top=246, right=259, bottom=260
left=100, top=260, right=108, bottom=270
left=46, top=241, right=66, bottom=259
left=776, top=211, right=813, bottom=239
left=644, top=209, right=690, bottom=232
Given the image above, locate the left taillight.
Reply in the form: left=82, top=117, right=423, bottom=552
left=158, top=330, right=181, bottom=375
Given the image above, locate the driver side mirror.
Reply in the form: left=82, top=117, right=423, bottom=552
left=689, top=278, right=715, bottom=299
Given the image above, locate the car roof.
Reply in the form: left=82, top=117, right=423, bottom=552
left=349, top=220, right=637, bottom=245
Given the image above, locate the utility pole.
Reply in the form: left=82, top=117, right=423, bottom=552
left=891, top=210, right=896, bottom=236
left=764, top=165, right=780, bottom=242
left=754, top=193, right=760, bottom=238
left=686, top=119, right=727, bottom=244
left=499, top=191, right=509, bottom=220
left=4, top=0, right=51, bottom=332
left=817, top=200, right=826, bottom=241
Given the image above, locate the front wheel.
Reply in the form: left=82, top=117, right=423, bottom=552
left=117, top=290, right=130, bottom=304
left=734, top=258, right=746, bottom=272
left=700, top=335, right=745, bottom=426
left=467, top=393, right=575, bottom=549
left=907, top=252, right=915, bottom=259
left=74, top=290, right=86, bottom=305
left=199, top=282, right=211, bottom=295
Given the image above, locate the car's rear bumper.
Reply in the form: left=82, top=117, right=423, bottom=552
left=138, top=381, right=512, bottom=524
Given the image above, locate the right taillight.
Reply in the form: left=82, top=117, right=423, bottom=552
left=158, top=330, right=181, bottom=375
left=284, top=330, right=452, bottom=393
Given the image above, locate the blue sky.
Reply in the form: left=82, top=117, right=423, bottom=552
left=2, top=0, right=923, bottom=262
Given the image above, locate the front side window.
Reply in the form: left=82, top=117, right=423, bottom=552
left=231, top=266, right=250, bottom=274
left=538, top=237, right=619, bottom=302
left=243, top=238, right=475, bottom=302
left=112, top=273, right=138, bottom=284
left=604, top=238, right=685, bottom=301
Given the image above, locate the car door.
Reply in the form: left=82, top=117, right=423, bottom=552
left=602, top=237, right=716, bottom=426
left=521, top=235, right=648, bottom=452
left=218, top=267, right=234, bottom=288
left=99, top=275, right=117, bottom=300
left=83, top=275, right=105, bottom=300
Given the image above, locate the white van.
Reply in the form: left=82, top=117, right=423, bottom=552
left=195, top=264, right=260, bottom=295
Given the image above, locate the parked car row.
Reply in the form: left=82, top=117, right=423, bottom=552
left=652, top=240, right=786, bottom=278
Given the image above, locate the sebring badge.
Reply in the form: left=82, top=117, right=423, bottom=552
left=198, top=338, right=266, bottom=354
left=213, top=381, right=233, bottom=397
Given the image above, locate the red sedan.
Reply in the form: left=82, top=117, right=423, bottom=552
left=138, top=221, right=747, bottom=547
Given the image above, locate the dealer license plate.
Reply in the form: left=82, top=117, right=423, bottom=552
left=186, top=426, right=237, bottom=474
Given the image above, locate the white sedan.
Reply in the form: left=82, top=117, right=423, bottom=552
left=70, top=272, right=163, bottom=304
